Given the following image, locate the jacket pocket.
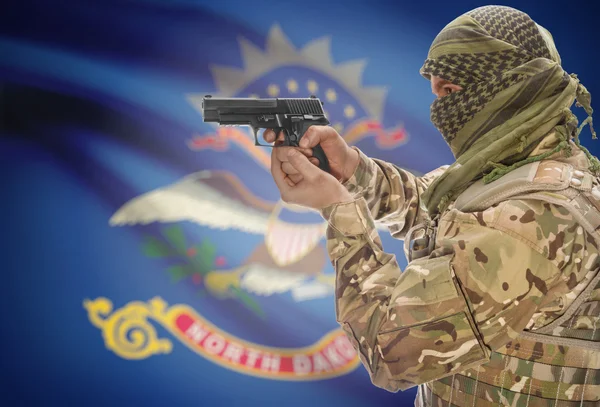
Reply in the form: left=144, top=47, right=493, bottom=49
left=375, top=254, right=490, bottom=388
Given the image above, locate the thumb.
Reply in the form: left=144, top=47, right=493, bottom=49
left=299, top=125, right=333, bottom=148
left=287, top=149, right=321, bottom=181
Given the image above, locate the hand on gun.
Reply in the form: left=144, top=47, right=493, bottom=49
left=200, top=95, right=359, bottom=209
left=263, top=125, right=359, bottom=186
left=265, top=125, right=360, bottom=210
left=270, top=141, right=355, bottom=210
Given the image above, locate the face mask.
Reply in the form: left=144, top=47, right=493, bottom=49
left=429, top=87, right=469, bottom=145
left=428, top=74, right=525, bottom=158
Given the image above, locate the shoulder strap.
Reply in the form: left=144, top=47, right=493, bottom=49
left=455, top=161, right=571, bottom=212
left=454, top=160, right=599, bottom=236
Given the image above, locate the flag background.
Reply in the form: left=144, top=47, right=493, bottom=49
left=1, top=1, right=599, bottom=406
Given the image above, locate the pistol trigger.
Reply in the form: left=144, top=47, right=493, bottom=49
left=288, top=130, right=299, bottom=146
left=280, top=128, right=292, bottom=147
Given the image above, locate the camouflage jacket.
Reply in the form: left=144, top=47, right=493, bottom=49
left=320, top=142, right=600, bottom=405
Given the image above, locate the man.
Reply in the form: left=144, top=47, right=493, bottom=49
left=266, top=5, right=599, bottom=407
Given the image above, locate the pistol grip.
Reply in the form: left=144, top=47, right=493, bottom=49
left=293, top=121, right=331, bottom=173
left=311, top=144, right=330, bottom=173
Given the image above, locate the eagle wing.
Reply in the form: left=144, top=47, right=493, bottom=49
left=109, top=171, right=276, bottom=234
left=110, top=170, right=394, bottom=238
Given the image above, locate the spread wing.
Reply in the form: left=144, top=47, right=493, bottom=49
left=239, top=264, right=333, bottom=302
left=110, top=169, right=393, bottom=237
left=109, top=171, right=277, bottom=234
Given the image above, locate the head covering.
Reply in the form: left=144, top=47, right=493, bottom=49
left=419, top=5, right=598, bottom=216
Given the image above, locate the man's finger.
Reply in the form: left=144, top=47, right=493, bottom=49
left=287, top=149, right=321, bottom=181
left=288, top=173, right=303, bottom=184
left=266, top=130, right=288, bottom=145
left=275, top=146, right=313, bottom=163
left=263, top=129, right=276, bottom=143
left=281, top=157, right=321, bottom=179
left=282, top=162, right=299, bottom=175
left=299, top=125, right=333, bottom=148
left=271, top=147, right=292, bottom=193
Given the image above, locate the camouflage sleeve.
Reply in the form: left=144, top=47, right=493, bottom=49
left=321, top=197, right=572, bottom=392
left=342, top=147, right=448, bottom=239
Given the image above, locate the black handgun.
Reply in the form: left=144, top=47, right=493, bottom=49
left=201, top=95, right=331, bottom=172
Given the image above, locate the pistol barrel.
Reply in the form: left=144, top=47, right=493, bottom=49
left=202, top=96, right=277, bottom=122
left=201, top=95, right=326, bottom=123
